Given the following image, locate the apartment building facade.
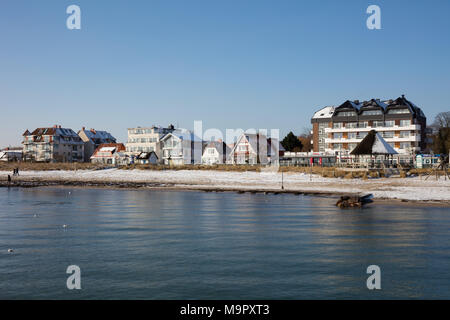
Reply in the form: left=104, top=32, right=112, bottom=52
left=22, top=125, right=85, bottom=162
left=311, top=95, right=427, bottom=156
left=125, top=125, right=175, bottom=161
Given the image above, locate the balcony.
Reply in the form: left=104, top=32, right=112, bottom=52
left=325, top=124, right=421, bottom=133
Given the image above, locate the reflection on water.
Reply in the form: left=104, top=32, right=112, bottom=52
left=0, top=187, right=449, bottom=299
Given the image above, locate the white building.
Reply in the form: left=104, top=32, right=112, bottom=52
left=0, top=148, right=22, bottom=162
left=160, top=129, right=202, bottom=165
left=227, top=133, right=284, bottom=165
left=126, top=125, right=175, bottom=162
left=135, top=151, right=159, bottom=165
left=90, top=143, right=127, bottom=165
left=202, top=141, right=231, bottom=165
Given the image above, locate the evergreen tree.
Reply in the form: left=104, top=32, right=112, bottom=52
left=281, top=132, right=303, bottom=152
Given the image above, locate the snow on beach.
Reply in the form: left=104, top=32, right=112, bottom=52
left=2, top=168, right=450, bottom=201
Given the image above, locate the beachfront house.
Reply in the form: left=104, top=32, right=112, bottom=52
left=0, top=147, right=23, bottom=162
left=160, top=129, right=202, bottom=165
left=201, top=141, right=231, bottom=165
left=90, top=143, right=127, bottom=165
left=135, top=151, right=159, bottom=165
left=125, top=125, right=175, bottom=162
left=227, top=133, right=284, bottom=165
left=22, top=126, right=85, bottom=162
left=78, top=127, right=116, bottom=162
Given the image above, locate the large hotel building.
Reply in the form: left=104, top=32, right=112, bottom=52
left=311, top=95, right=427, bottom=156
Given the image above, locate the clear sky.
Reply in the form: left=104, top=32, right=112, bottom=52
left=1, top=0, right=450, bottom=147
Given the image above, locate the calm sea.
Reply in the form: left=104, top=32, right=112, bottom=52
left=0, top=187, right=449, bottom=299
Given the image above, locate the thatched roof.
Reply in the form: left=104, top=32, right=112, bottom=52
left=350, top=130, right=398, bottom=155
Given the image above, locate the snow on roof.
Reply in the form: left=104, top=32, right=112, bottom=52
left=162, top=129, right=202, bottom=142
left=372, top=132, right=398, bottom=155
left=100, top=147, right=116, bottom=152
left=82, top=129, right=116, bottom=142
left=351, top=130, right=397, bottom=155
left=312, top=106, right=335, bottom=119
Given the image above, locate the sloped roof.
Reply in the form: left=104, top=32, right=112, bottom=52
left=91, top=143, right=126, bottom=158
left=203, top=141, right=231, bottom=155
left=30, top=127, right=79, bottom=137
left=350, top=130, right=398, bottom=155
left=312, top=106, right=335, bottom=119
left=137, top=151, right=158, bottom=160
left=160, top=129, right=202, bottom=142
left=81, top=129, right=116, bottom=142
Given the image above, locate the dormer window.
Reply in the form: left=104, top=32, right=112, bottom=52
left=336, top=111, right=357, bottom=117
left=387, top=108, right=410, bottom=114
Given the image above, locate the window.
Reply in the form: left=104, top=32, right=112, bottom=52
left=373, top=121, right=384, bottom=128
left=333, top=143, right=342, bottom=150
left=384, top=121, right=395, bottom=127
left=333, top=133, right=343, bottom=139
left=346, top=122, right=358, bottom=128
left=361, top=110, right=383, bottom=116
left=400, top=120, right=411, bottom=127
left=400, top=131, right=410, bottom=138
left=388, top=108, right=410, bottom=114
left=358, top=122, right=368, bottom=128
left=348, top=132, right=357, bottom=139
left=400, top=142, right=411, bottom=149
left=382, top=131, right=394, bottom=138
left=333, top=123, right=342, bottom=129
left=337, top=111, right=357, bottom=117
left=357, top=132, right=368, bottom=139
left=349, top=143, right=358, bottom=151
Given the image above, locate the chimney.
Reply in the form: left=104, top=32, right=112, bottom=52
left=82, top=126, right=85, bottom=131
left=53, top=125, right=57, bottom=128
left=402, top=94, right=405, bottom=99
left=58, top=125, right=62, bottom=128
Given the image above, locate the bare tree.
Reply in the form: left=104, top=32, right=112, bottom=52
left=433, top=112, right=450, bottom=129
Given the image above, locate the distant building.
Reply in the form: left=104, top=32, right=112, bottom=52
left=311, top=95, right=427, bottom=157
left=202, top=141, right=231, bottom=165
left=227, top=133, right=284, bottom=165
left=22, top=125, right=84, bottom=162
left=126, top=125, right=175, bottom=162
left=0, top=147, right=22, bottom=162
left=78, top=127, right=116, bottom=162
left=90, top=143, right=127, bottom=165
left=135, top=151, right=159, bottom=165
left=160, top=129, right=202, bottom=165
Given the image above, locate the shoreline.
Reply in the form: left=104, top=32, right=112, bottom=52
left=2, top=173, right=450, bottom=207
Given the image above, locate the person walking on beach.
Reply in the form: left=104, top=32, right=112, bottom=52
left=7, top=174, right=11, bottom=185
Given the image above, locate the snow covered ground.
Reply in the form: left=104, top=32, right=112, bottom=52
left=2, top=169, right=450, bottom=201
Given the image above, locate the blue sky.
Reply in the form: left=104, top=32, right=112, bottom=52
left=1, top=0, right=450, bottom=146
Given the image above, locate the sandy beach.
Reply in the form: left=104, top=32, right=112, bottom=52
left=1, top=168, right=450, bottom=203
